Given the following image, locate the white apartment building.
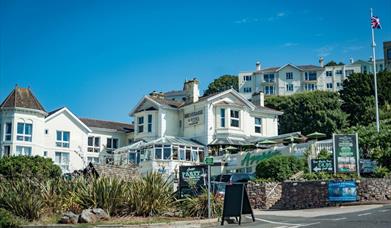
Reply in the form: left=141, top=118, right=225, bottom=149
left=239, top=58, right=385, bottom=98
left=118, top=79, right=282, bottom=177
left=0, top=86, right=134, bottom=172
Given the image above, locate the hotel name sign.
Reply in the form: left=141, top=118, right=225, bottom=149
left=184, top=109, right=204, bottom=127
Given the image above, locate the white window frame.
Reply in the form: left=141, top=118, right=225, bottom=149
left=179, top=146, right=186, bottom=161
left=88, top=136, right=100, bottom=152
left=327, top=83, right=333, bottom=89
left=243, top=87, right=252, bottom=93
left=138, top=116, right=144, bottom=133
left=264, top=85, right=274, bottom=95
left=286, top=72, right=293, bottom=80
left=220, top=108, right=226, bottom=128
left=147, top=114, right=152, bottom=133
left=87, top=156, right=100, bottom=164
left=15, top=146, right=32, bottom=156
left=326, top=71, right=333, bottom=76
left=56, top=131, right=70, bottom=148
left=55, top=152, right=70, bottom=171
left=16, top=122, right=32, bottom=142
left=230, top=110, right=240, bottom=128
left=4, top=122, right=12, bottom=141
left=255, top=117, right=262, bottom=134
left=106, top=138, right=119, bottom=151
left=286, top=84, right=293, bottom=91
left=244, top=75, right=252, bottom=81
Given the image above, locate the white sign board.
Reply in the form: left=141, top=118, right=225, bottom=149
left=184, top=110, right=204, bottom=127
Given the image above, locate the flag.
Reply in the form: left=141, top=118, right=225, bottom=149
left=371, top=16, right=381, bottom=29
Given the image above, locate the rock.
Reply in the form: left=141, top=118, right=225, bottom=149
left=79, top=209, right=97, bottom=224
left=59, top=212, right=79, bottom=224
left=92, top=208, right=110, bottom=221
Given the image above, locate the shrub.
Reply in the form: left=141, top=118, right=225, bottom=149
left=256, top=155, right=307, bottom=181
left=178, top=188, right=223, bottom=218
left=373, top=166, right=390, bottom=178
left=302, top=172, right=359, bottom=181
left=127, top=172, right=174, bottom=216
left=71, top=177, right=127, bottom=216
left=0, top=156, right=62, bottom=180
left=0, top=178, right=46, bottom=221
left=0, top=208, right=21, bottom=227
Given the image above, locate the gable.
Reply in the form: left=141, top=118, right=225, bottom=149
left=45, top=108, right=91, bottom=133
left=207, top=89, right=255, bottom=110
left=129, top=96, right=161, bottom=116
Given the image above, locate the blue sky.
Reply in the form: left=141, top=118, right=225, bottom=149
left=1, top=0, right=390, bottom=122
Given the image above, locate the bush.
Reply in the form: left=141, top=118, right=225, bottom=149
left=127, top=172, right=174, bottom=216
left=256, top=155, right=307, bottom=181
left=178, top=189, right=223, bottom=218
left=0, top=178, right=46, bottom=221
left=373, top=166, right=390, bottom=178
left=0, top=208, right=21, bottom=227
left=302, top=172, right=359, bottom=181
left=0, top=156, right=62, bottom=180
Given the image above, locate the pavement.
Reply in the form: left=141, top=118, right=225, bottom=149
left=222, top=204, right=391, bottom=228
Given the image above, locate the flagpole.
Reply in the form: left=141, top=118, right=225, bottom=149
left=370, top=8, right=380, bottom=133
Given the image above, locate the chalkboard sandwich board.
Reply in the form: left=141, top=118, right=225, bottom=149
left=221, top=184, right=255, bottom=225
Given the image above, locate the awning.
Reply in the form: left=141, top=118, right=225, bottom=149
left=209, top=137, right=253, bottom=146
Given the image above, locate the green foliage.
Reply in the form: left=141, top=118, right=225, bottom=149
left=265, top=91, right=348, bottom=137
left=178, top=189, right=223, bottom=218
left=0, top=156, right=62, bottom=180
left=339, top=72, right=391, bottom=126
left=373, top=166, right=390, bottom=178
left=127, top=172, right=174, bottom=216
left=256, top=155, right=307, bottom=181
left=338, top=120, right=391, bottom=168
left=324, top=60, right=344, bottom=66
left=204, top=75, right=238, bottom=96
left=317, top=149, right=332, bottom=159
left=0, top=178, right=46, bottom=221
left=302, top=172, right=359, bottom=181
left=0, top=208, right=21, bottom=227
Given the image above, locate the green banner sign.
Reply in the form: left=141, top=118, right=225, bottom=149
left=333, top=134, right=359, bottom=175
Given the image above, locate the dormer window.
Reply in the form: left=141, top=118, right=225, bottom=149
left=230, top=110, right=240, bottom=128
left=138, top=116, right=144, bottom=133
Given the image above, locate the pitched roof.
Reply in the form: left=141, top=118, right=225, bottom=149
left=0, top=87, right=46, bottom=112
left=79, top=118, right=134, bottom=133
left=261, top=64, right=323, bottom=73
left=148, top=96, right=185, bottom=108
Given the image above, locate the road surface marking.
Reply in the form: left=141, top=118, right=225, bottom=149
left=357, top=213, right=372, bottom=217
left=316, top=217, right=347, bottom=221
left=379, top=209, right=390, bottom=213
left=246, top=216, right=320, bottom=227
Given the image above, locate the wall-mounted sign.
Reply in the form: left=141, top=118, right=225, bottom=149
left=360, top=159, right=377, bottom=174
left=241, top=150, right=281, bottom=167
left=311, top=159, right=333, bottom=172
left=184, top=110, right=204, bottom=127
left=328, top=181, right=357, bottom=202
left=333, top=134, right=359, bottom=175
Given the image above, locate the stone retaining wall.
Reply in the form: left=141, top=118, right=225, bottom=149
left=94, top=164, right=138, bottom=179
left=247, top=177, right=391, bottom=210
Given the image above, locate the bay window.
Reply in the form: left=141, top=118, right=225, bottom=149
left=230, top=110, right=240, bottom=127
left=220, top=108, right=225, bottom=128
left=255, top=117, right=262, bottom=133
left=17, top=122, right=32, bottom=142
left=5, top=123, right=12, bottom=141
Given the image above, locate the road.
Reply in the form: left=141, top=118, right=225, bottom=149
left=222, top=204, right=391, bottom=228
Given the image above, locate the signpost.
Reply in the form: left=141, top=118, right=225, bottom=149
left=328, top=181, right=358, bottom=202
left=311, top=159, right=333, bottom=173
left=333, top=133, right=360, bottom=176
left=204, top=156, right=214, bottom=219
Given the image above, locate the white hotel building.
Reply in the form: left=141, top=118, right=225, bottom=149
left=0, top=86, right=134, bottom=172
left=119, top=79, right=282, bottom=176
left=239, top=58, right=385, bottom=98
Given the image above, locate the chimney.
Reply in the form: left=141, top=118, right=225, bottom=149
left=149, top=91, right=165, bottom=99
left=251, top=92, right=264, bottom=107
left=183, top=78, right=200, bottom=104
left=319, top=56, right=324, bottom=67
left=349, top=58, right=354, bottom=64
left=256, top=61, right=261, bottom=71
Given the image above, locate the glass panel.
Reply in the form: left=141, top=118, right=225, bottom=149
left=63, top=132, right=70, bottom=142
left=163, top=147, right=171, bottom=160
left=179, top=148, right=185, bottom=160
left=25, top=124, right=32, bottom=135
left=57, top=131, right=62, bottom=141
left=88, top=137, right=93, bottom=146
left=17, top=136, right=23, bottom=141
left=55, top=152, right=61, bottom=164
left=113, top=139, right=118, bottom=148
left=155, top=148, right=162, bottom=160
left=231, top=119, right=239, bottom=127
left=107, top=138, right=112, bottom=148
left=6, top=123, right=12, bottom=134
left=25, top=147, right=32, bottom=156
left=186, top=148, right=191, bottom=161
left=138, top=117, right=144, bottom=124
left=16, top=146, right=22, bottom=155
left=173, top=147, right=178, bottom=160
left=17, top=123, right=24, bottom=134
left=148, top=114, right=152, bottom=123
left=255, top=118, right=261, bottom=125
left=95, top=137, right=100, bottom=147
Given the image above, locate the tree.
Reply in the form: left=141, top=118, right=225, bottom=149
left=325, top=61, right=338, bottom=66
left=256, top=155, right=307, bottom=181
left=204, top=75, right=238, bottom=96
left=265, top=91, right=348, bottom=137
left=339, top=72, right=391, bottom=126
left=0, top=156, right=62, bottom=180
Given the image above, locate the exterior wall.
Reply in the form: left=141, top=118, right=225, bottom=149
left=277, top=66, right=302, bottom=95
left=133, top=110, right=159, bottom=141
left=238, top=72, right=256, bottom=100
